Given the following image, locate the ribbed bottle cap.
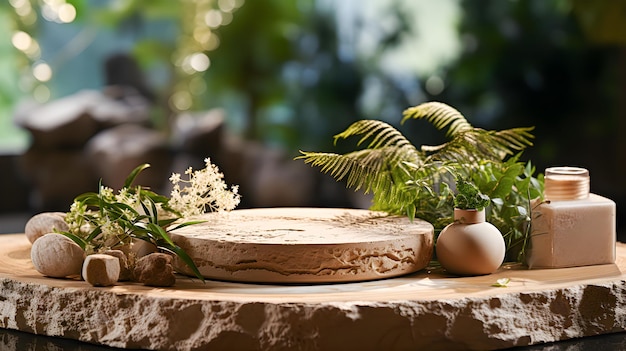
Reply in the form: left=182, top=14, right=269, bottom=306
left=544, top=167, right=590, bottom=201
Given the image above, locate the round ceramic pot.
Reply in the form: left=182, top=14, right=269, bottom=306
left=436, top=209, right=505, bottom=276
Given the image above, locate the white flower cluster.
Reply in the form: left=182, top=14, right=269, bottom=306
left=64, top=158, right=240, bottom=254
left=168, top=158, right=241, bottom=218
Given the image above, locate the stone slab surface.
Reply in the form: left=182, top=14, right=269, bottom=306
left=1, top=234, right=626, bottom=350
left=170, top=208, right=434, bottom=283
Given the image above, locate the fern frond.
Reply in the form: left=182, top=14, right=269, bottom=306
left=401, top=101, right=472, bottom=137
left=298, top=147, right=410, bottom=196
left=298, top=121, right=427, bottom=215
left=298, top=120, right=422, bottom=200
left=492, top=127, right=535, bottom=151
left=333, top=120, right=416, bottom=152
left=422, top=127, right=535, bottom=164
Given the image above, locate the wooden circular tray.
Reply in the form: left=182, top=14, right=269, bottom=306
left=169, top=207, right=435, bottom=283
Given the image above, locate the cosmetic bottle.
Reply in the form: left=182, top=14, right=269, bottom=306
left=527, top=167, right=616, bottom=268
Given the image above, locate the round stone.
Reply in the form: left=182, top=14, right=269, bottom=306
left=170, top=207, right=434, bottom=283
left=25, top=212, right=69, bottom=244
left=31, top=233, right=85, bottom=278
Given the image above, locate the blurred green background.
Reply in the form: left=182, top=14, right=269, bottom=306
left=1, top=0, right=625, bottom=237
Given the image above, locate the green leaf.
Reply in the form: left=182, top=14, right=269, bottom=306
left=59, top=231, right=88, bottom=250
left=486, top=163, right=523, bottom=199
left=74, top=192, right=99, bottom=201
left=158, top=217, right=180, bottom=228
left=124, top=164, right=151, bottom=189
left=146, top=222, right=175, bottom=247
left=163, top=245, right=205, bottom=282
left=86, top=226, right=103, bottom=242
left=406, top=203, right=416, bottom=221
left=140, top=189, right=170, bottom=205
left=492, top=277, right=510, bottom=287
left=169, top=220, right=208, bottom=231
left=112, top=202, right=140, bottom=217
left=148, top=196, right=159, bottom=224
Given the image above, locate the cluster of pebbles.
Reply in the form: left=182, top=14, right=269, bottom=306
left=25, top=212, right=178, bottom=287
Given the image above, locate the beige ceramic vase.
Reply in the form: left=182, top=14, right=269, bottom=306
left=436, top=209, right=505, bottom=276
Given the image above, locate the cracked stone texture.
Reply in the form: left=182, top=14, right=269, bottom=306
left=1, top=278, right=626, bottom=350
left=1, top=235, right=626, bottom=350
left=170, top=208, right=434, bottom=283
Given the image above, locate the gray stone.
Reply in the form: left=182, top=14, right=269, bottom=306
left=171, top=109, right=224, bottom=156
left=24, top=212, right=68, bottom=243
left=13, top=91, right=100, bottom=149
left=30, top=233, right=85, bottom=278
left=14, top=89, right=151, bottom=149
left=19, top=147, right=96, bottom=211
left=85, top=124, right=171, bottom=191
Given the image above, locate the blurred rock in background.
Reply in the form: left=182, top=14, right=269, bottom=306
left=1, top=1, right=625, bottom=240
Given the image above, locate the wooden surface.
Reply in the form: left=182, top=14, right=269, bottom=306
left=169, top=207, right=434, bottom=283
left=0, top=233, right=623, bottom=302
left=1, top=233, right=626, bottom=349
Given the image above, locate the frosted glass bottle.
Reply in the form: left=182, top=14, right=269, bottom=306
left=527, top=167, right=616, bottom=268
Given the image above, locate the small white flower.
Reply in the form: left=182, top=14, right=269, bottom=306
left=168, top=159, right=241, bottom=218
left=169, top=173, right=181, bottom=184
left=100, top=186, right=114, bottom=199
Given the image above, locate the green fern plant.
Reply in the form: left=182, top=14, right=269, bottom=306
left=297, top=101, right=543, bottom=262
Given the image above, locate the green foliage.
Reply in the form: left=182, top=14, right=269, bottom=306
left=298, top=101, right=544, bottom=262
left=402, top=101, right=472, bottom=137
left=454, top=178, right=490, bottom=210
left=60, top=164, right=205, bottom=282
left=471, top=157, right=544, bottom=261
left=402, top=102, right=535, bottom=164
left=299, top=119, right=421, bottom=213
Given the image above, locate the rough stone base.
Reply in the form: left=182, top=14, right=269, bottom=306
left=1, top=234, right=626, bottom=350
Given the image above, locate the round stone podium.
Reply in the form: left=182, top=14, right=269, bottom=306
left=169, top=207, right=435, bottom=283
